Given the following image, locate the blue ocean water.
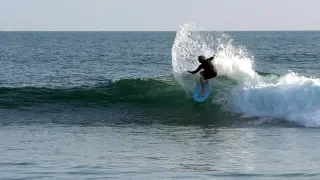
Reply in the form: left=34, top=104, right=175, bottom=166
left=1, top=24, right=320, bottom=179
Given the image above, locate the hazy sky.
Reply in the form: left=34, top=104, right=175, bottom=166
left=0, top=0, right=319, bottom=31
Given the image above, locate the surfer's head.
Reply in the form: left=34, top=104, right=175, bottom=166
left=198, top=55, right=205, bottom=63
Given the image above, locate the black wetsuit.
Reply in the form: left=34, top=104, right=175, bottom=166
left=189, top=58, right=217, bottom=80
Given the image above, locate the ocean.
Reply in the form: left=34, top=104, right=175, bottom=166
left=1, top=24, right=320, bottom=179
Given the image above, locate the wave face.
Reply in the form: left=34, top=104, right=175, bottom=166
left=0, top=78, right=190, bottom=108
left=171, top=23, right=320, bottom=127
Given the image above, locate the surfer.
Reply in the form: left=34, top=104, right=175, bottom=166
left=188, top=55, right=217, bottom=95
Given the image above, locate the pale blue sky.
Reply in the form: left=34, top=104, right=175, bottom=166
left=0, top=0, right=319, bottom=31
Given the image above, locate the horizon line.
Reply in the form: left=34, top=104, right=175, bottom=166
left=1, top=29, right=320, bottom=32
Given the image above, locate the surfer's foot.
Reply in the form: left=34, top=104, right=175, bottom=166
left=199, top=90, right=206, bottom=95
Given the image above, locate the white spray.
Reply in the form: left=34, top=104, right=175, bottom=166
left=172, top=23, right=320, bottom=127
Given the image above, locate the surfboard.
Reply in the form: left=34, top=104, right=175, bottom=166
left=192, top=83, right=210, bottom=102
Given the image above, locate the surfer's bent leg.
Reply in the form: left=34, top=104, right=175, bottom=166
left=199, top=71, right=218, bottom=95
left=199, top=71, right=207, bottom=95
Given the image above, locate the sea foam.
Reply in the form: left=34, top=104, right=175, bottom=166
left=172, top=23, right=320, bottom=127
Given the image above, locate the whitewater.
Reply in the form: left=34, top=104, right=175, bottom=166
left=172, top=23, right=320, bottom=127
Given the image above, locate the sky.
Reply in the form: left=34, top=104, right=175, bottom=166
left=0, top=0, right=319, bottom=31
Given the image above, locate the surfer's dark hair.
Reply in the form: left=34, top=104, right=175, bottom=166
left=198, top=55, right=205, bottom=62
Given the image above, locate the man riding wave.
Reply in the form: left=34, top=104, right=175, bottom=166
left=188, top=55, right=217, bottom=95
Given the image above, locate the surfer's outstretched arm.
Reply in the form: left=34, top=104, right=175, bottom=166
left=188, top=64, right=203, bottom=74
left=207, top=55, right=215, bottom=62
